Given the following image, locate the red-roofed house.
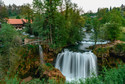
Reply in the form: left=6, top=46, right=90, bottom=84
left=22, top=19, right=32, bottom=24
left=7, top=19, right=27, bottom=30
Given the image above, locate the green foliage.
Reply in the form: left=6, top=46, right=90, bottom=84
left=108, top=9, right=123, bottom=25
left=119, top=33, right=125, bottom=41
left=21, top=4, right=33, bottom=34
left=119, top=27, right=125, bottom=41
left=97, top=8, right=124, bottom=26
left=86, top=7, right=125, bottom=42
left=0, top=24, right=21, bottom=79
left=92, top=17, right=101, bottom=44
left=96, top=47, right=109, bottom=54
left=25, top=78, right=64, bottom=84
left=113, top=43, right=125, bottom=53
left=102, top=23, right=122, bottom=41
left=4, top=74, right=20, bottom=84
left=16, top=15, right=21, bottom=19
left=32, top=0, right=85, bottom=48
left=97, top=8, right=109, bottom=24
left=7, top=4, right=21, bottom=17
left=0, top=24, right=21, bottom=54
left=10, top=45, right=39, bottom=78
left=0, top=55, right=4, bottom=79
left=0, top=44, right=40, bottom=80
left=102, top=64, right=125, bottom=84
left=2, top=64, right=125, bottom=84
left=66, top=64, right=125, bottom=84
left=32, top=14, right=43, bottom=36
left=0, top=3, right=8, bottom=22
left=25, top=78, right=44, bottom=84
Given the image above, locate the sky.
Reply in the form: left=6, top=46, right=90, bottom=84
left=3, top=0, right=125, bottom=13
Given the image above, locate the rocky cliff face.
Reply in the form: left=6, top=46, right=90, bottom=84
left=41, top=45, right=66, bottom=83
left=92, top=41, right=125, bottom=72
left=10, top=44, right=65, bottom=83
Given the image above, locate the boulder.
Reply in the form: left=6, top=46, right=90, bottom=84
left=41, top=64, right=66, bottom=83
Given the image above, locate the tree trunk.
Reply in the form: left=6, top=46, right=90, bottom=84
left=49, top=0, right=53, bottom=44
left=50, top=24, right=53, bottom=44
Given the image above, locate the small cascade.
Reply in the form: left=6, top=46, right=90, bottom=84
left=55, top=49, right=97, bottom=81
left=39, top=45, right=44, bottom=64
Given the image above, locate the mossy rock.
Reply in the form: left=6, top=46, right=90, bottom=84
left=40, top=64, right=66, bottom=84
left=93, top=43, right=125, bottom=72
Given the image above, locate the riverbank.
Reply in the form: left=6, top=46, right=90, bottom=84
left=90, top=40, right=125, bottom=72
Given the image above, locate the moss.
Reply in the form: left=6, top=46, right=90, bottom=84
left=8, top=44, right=40, bottom=79
left=93, top=43, right=125, bottom=72
left=113, top=43, right=125, bottom=53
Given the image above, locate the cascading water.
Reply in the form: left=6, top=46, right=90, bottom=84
left=39, top=45, right=44, bottom=64
left=55, top=50, right=97, bottom=81
left=55, top=29, right=108, bottom=81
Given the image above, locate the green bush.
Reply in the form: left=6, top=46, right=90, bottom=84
left=113, top=43, right=125, bottom=53
left=66, top=64, right=125, bottom=84
left=102, top=23, right=122, bottom=41
left=0, top=24, right=21, bottom=79
left=5, top=75, right=20, bottom=84
left=0, top=24, right=21, bottom=54
left=1, top=64, right=125, bottom=84
left=119, top=33, right=125, bottom=41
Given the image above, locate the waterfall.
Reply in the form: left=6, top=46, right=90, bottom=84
left=55, top=49, right=97, bottom=81
left=55, top=28, right=108, bottom=81
left=39, top=45, right=44, bottom=64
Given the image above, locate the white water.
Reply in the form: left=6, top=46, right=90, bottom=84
left=55, top=29, right=108, bottom=81
left=55, top=50, right=97, bottom=81
left=39, top=45, right=44, bottom=64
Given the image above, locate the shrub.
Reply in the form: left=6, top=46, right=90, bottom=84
left=102, top=23, right=122, bottom=41
left=66, top=64, right=125, bottom=84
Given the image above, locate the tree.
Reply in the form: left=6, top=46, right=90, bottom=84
left=102, top=23, right=121, bottom=41
left=0, top=24, right=22, bottom=78
left=0, top=0, right=8, bottom=22
left=33, top=0, right=63, bottom=44
left=0, top=24, right=21, bottom=54
left=32, top=0, right=85, bottom=48
left=108, top=8, right=123, bottom=25
left=16, top=15, right=21, bottom=19
left=97, top=8, right=109, bottom=24
left=6, top=4, right=21, bottom=17
left=21, top=4, right=33, bottom=34
left=92, top=18, right=100, bottom=45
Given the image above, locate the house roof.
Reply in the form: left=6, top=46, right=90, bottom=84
left=22, top=19, right=28, bottom=23
left=22, top=19, right=32, bottom=23
left=8, top=19, right=24, bottom=25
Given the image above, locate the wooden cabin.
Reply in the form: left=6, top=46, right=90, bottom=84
left=7, top=19, right=27, bottom=30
